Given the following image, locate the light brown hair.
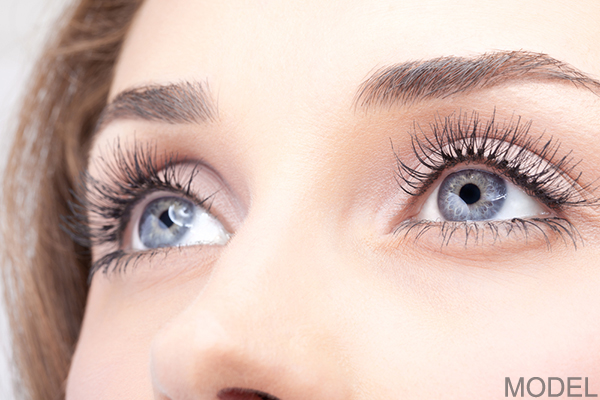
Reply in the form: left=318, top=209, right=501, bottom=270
left=1, top=1, right=142, bottom=399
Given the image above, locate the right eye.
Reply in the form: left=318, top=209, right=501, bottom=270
left=418, top=168, right=548, bottom=222
left=130, top=194, right=230, bottom=251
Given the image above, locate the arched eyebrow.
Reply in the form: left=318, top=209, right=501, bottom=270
left=94, top=51, right=600, bottom=136
left=95, top=80, right=217, bottom=133
left=354, top=50, right=600, bottom=110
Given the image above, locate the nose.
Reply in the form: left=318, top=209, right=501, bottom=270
left=150, top=211, right=353, bottom=400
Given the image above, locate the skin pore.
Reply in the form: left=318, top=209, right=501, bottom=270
left=67, top=0, right=600, bottom=399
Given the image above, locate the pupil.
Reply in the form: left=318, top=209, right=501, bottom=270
left=459, top=183, right=481, bottom=205
left=159, top=209, right=174, bottom=228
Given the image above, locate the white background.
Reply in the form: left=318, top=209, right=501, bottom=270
left=1, top=0, right=72, bottom=398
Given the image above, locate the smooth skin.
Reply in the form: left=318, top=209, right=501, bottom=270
left=67, top=0, right=600, bottom=399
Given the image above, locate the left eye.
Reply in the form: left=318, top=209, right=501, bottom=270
left=418, top=169, right=548, bottom=221
left=130, top=195, right=230, bottom=250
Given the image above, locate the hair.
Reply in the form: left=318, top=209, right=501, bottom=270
left=1, top=1, right=143, bottom=399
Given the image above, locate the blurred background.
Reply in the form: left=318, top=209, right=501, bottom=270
left=1, top=0, right=72, bottom=397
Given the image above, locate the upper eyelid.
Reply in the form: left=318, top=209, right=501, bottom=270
left=392, top=112, right=599, bottom=210
left=399, top=137, right=568, bottom=197
left=87, top=160, right=209, bottom=230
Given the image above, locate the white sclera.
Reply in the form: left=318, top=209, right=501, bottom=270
left=184, top=209, right=231, bottom=246
left=419, top=172, right=548, bottom=222
left=131, top=199, right=230, bottom=251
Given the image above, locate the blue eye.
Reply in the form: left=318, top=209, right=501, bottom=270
left=132, top=195, right=230, bottom=250
left=419, top=168, right=548, bottom=222
left=436, top=169, right=507, bottom=221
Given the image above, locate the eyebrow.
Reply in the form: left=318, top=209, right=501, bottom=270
left=95, top=81, right=217, bottom=133
left=95, top=51, right=600, bottom=134
left=354, top=50, right=600, bottom=110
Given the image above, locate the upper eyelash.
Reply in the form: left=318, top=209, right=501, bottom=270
left=391, top=111, right=599, bottom=249
left=66, top=113, right=598, bottom=276
left=65, top=140, right=213, bottom=277
left=393, top=110, right=599, bottom=211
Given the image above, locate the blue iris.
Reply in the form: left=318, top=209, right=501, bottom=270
left=138, top=196, right=194, bottom=248
left=437, top=169, right=507, bottom=221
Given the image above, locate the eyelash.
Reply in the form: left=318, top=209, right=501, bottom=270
left=66, top=140, right=214, bottom=280
left=392, top=111, right=598, bottom=248
left=67, top=113, right=597, bottom=279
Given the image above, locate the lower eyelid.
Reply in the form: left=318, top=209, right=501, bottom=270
left=391, top=216, right=581, bottom=254
left=89, top=243, right=224, bottom=282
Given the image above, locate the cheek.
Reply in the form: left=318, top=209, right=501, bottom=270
left=447, top=259, right=600, bottom=396
left=490, top=275, right=600, bottom=378
left=66, top=257, right=214, bottom=400
left=66, top=245, right=600, bottom=399
left=67, top=315, right=155, bottom=400
left=347, top=250, right=600, bottom=397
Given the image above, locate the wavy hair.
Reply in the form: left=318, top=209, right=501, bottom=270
left=1, top=1, right=142, bottom=398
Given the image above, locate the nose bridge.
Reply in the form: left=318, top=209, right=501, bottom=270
left=210, top=191, right=338, bottom=325
left=150, top=198, right=352, bottom=400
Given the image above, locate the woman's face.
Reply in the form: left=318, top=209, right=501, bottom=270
left=67, top=0, right=600, bottom=398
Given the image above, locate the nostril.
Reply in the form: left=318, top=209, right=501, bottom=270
left=218, top=388, right=281, bottom=400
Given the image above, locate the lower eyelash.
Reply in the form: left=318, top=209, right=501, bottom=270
left=395, top=216, right=581, bottom=250
left=90, top=250, right=138, bottom=280
left=89, top=247, right=174, bottom=281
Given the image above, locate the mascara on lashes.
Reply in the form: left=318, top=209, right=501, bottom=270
left=66, top=141, right=217, bottom=279
left=392, top=112, right=598, bottom=248
left=68, top=112, right=598, bottom=278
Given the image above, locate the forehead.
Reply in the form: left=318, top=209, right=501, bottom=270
left=110, top=0, right=600, bottom=104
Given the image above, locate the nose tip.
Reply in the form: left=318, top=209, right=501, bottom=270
left=150, top=308, right=350, bottom=400
left=150, top=207, right=354, bottom=400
